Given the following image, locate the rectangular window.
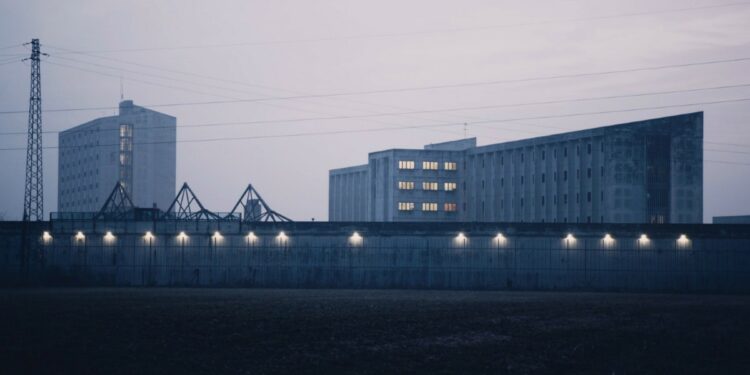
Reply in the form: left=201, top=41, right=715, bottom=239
left=422, top=202, right=438, bottom=211
left=422, top=161, right=439, bottom=170
left=588, top=168, right=592, bottom=178
left=398, top=202, right=415, bottom=211
left=422, top=182, right=439, bottom=191
left=398, top=160, right=415, bottom=170
left=444, top=203, right=457, bottom=212
left=398, top=181, right=415, bottom=190
left=444, top=182, right=457, bottom=191
left=444, top=162, right=457, bottom=171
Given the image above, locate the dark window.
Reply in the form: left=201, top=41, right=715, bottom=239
left=564, top=170, right=568, bottom=181
left=576, top=193, right=580, bottom=203
left=542, top=150, right=546, bottom=160
left=542, top=173, right=545, bottom=183
left=564, top=147, right=568, bottom=157
left=587, top=143, right=592, bottom=154
left=587, top=192, right=591, bottom=202
left=587, top=168, right=591, bottom=178
left=542, top=196, right=545, bottom=206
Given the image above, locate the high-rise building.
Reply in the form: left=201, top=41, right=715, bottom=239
left=58, top=100, right=176, bottom=212
left=329, top=112, right=703, bottom=223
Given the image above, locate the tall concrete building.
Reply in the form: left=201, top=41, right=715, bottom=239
left=330, top=112, right=703, bottom=223
left=58, top=100, right=176, bottom=212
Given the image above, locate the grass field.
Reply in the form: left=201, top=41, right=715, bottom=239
left=1, top=288, right=749, bottom=374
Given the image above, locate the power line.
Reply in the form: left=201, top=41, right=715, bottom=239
left=42, top=1, right=750, bottom=54
left=2, top=82, right=749, bottom=137
left=2, top=55, right=750, bottom=116
left=2, top=97, right=750, bottom=152
left=40, top=56, right=470, bottom=140
left=0, top=43, right=24, bottom=51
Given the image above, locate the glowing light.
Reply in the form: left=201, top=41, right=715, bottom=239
left=565, top=233, right=575, bottom=241
left=246, top=232, right=258, bottom=244
left=454, top=232, right=468, bottom=247
left=494, top=233, right=507, bottom=246
left=638, top=234, right=650, bottom=246
left=276, top=231, right=289, bottom=245
left=103, top=231, right=116, bottom=244
left=75, top=231, right=85, bottom=241
left=177, top=231, right=188, bottom=242
left=349, top=232, right=363, bottom=246
left=42, top=231, right=52, bottom=243
left=144, top=231, right=154, bottom=240
left=602, top=233, right=615, bottom=247
left=677, top=234, right=691, bottom=248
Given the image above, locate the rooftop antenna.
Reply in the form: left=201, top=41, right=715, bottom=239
left=119, top=76, right=124, bottom=101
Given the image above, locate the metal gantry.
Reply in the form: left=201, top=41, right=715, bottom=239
left=23, top=39, right=45, bottom=221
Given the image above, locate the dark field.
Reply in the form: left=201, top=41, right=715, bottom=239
left=1, top=288, right=749, bottom=374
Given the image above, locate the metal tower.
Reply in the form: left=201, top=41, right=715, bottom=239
left=23, top=39, right=43, bottom=221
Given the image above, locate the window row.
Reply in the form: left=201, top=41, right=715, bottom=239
left=398, top=160, right=458, bottom=171
left=398, top=202, right=457, bottom=212
left=398, top=181, right=457, bottom=191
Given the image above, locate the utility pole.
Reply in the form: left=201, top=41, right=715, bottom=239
left=23, top=38, right=44, bottom=221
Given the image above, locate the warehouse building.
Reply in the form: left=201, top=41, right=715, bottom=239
left=58, top=100, right=176, bottom=212
left=329, top=112, right=703, bottom=223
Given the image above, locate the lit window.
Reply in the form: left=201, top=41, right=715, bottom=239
left=398, top=160, right=415, bottom=170
left=444, top=203, right=457, bottom=212
left=422, top=202, right=438, bottom=211
left=398, top=202, right=415, bottom=211
left=422, top=161, right=439, bottom=170
left=422, top=182, right=439, bottom=191
left=444, top=162, right=457, bottom=171
left=444, top=182, right=457, bottom=191
left=398, top=181, right=415, bottom=190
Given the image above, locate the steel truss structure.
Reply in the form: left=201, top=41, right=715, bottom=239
left=228, top=184, right=292, bottom=222
left=95, top=182, right=135, bottom=220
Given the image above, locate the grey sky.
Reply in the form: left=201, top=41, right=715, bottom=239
left=1, top=0, right=749, bottom=221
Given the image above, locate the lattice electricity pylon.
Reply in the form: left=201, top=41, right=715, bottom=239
left=22, top=39, right=46, bottom=221
left=164, top=183, right=221, bottom=220
left=94, top=182, right=135, bottom=220
left=227, top=184, right=292, bottom=222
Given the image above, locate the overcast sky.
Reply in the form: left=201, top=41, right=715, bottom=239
left=1, top=0, right=749, bottom=221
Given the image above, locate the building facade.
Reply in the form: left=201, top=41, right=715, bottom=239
left=329, top=113, right=703, bottom=223
left=58, top=100, right=176, bottom=212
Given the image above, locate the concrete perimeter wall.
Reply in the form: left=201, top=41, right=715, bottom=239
left=1, top=221, right=749, bottom=292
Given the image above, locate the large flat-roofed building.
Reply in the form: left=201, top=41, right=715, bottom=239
left=58, top=100, right=176, bottom=212
left=329, top=112, right=703, bottom=223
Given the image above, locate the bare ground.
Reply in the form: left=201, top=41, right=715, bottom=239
left=1, top=288, right=749, bottom=374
